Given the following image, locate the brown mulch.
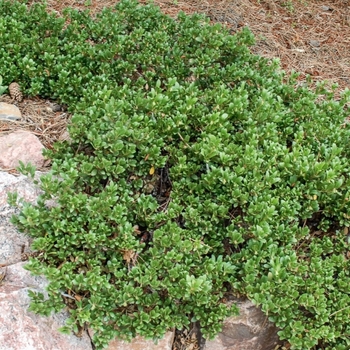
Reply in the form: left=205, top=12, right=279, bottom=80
left=172, top=325, right=201, bottom=350
left=0, top=94, right=70, bottom=151
left=0, top=94, right=71, bottom=173
left=143, top=0, right=350, bottom=99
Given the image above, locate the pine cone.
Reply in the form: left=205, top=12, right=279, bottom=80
left=9, top=82, right=23, bottom=102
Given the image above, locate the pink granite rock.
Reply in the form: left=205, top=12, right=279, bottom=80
left=0, top=171, right=42, bottom=207
left=0, top=262, right=93, bottom=350
left=0, top=131, right=45, bottom=169
left=204, top=299, right=283, bottom=350
left=0, top=171, right=43, bottom=265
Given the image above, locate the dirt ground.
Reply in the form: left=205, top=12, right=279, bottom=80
left=1, top=1, right=349, bottom=349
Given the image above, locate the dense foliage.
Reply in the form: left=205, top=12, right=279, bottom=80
left=2, top=0, right=350, bottom=349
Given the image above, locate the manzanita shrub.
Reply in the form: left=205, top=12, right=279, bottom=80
left=2, top=0, right=350, bottom=349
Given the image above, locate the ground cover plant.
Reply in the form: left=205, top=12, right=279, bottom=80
left=2, top=0, right=350, bottom=348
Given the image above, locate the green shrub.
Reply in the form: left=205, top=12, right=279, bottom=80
left=3, top=0, right=350, bottom=349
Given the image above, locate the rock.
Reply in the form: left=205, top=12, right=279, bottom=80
left=0, top=171, right=92, bottom=349
left=0, top=131, right=45, bottom=169
left=0, top=171, right=42, bottom=207
left=204, top=299, right=282, bottom=350
left=88, top=329, right=175, bottom=350
left=0, top=171, right=43, bottom=265
left=0, top=207, right=32, bottom=266
left=321, top=5, right=332, bottom=11
left=51, top=103, right=63, bottom=112
left=0, top=102, right=21, bottom=121
left=46, top=103, right=63, bottom=113
left=309, top=40, right=320, bottom=48
left=0, top=262, right=93, bottom=350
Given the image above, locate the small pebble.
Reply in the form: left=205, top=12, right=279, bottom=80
left=51, top=104, right=62, bottom=112
left=46, top=104, right=63, bottom=113
left=309, top=40, right=320, bottom=48
left=0, top=102, right=21, bottom=121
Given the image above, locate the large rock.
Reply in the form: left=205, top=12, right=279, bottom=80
left=0, top=131, right=45, bottom=169
left=0, top=171, right=89, bottom=350
left=0, top=102, right=21, bottom=121
left=0, top=171, right=42, bottom=207
left=204, top=299, right=283, bottom=350
left=0, top=262, right=93, bottom=350
left=0, top=171, right=43, bottom=265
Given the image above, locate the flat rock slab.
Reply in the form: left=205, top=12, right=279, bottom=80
left=0, top=131, right=45, bottom=169
left=0, top=262, right=93, bottom=350
left=0, top=171, right=42, bottom=207
left=0, top=102, right=21, bottom=121
left=0, top=171, right=43, bottom=265
left=204, top=299, right=282, bottom=350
